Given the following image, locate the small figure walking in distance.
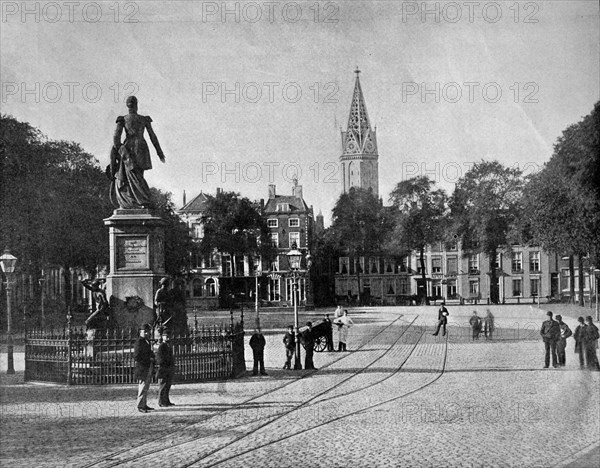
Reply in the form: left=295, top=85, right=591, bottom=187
left=432, top=302, right=449, bottom=336
left=283, top=325, right=295, bottom=370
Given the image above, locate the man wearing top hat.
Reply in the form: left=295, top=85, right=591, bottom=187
left=157, top=327, right=175, bottom=407
left=134, top=323, right=155, bottom=413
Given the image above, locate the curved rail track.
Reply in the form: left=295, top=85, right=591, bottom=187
left=84, top=313, right=415, bottom=468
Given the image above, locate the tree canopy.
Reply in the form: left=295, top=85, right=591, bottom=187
left=521, top=101, right=600, bottom=265
left=150, top=188, right=197, bottom=277
left=388, top=176, right=448, bottom=304
left=0, top=115, right=113, bottom=275
left=199, top=190, right=274, bottom=270
left=329, top=187, right=392, bottom=303
left=449, top=160, right=524, bottom=303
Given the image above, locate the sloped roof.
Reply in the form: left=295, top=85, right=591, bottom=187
left=178, top=192, right=209, bottom=214
left=264, top=195, right=310, bottom=214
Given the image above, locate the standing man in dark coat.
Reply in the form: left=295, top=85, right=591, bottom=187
left=302, top=322, right=316, bottom=370
left=249, top=329, right=267, bottom=376
left=324, top=314, right=334, bottom=352
left=583, top=316, right=600, bottom=371
left=555, top=315, right=572, bottom=367
left=483, top=309, right=495, bottom=340
left=573, top=316, right=587, bottom=369
left=432, top=302, right=449, bottom=336
left=156, top=328, right=175, bottom=407
left=540, top=311, right=560, bottom=368
left=134, top=324, right=155, bottom=413
left=283, top=325, right=295, bottom=370
left=469, top=311, right=482, bottom=341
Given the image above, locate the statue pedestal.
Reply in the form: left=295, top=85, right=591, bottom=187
left=104, top=209, right=166, bottom=329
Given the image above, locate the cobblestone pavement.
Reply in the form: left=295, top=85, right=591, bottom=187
left=1, top=305, right=599, bottom=468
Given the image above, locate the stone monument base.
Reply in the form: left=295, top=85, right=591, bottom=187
left=104, top=209, right=166, bottom=329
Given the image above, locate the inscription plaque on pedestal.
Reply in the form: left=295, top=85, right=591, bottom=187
left=117, top=236, right=149, bottom=270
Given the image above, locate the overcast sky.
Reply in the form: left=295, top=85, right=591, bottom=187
left=2, top=0, right=598, bottom=224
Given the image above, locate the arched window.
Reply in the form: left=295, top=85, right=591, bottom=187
left=206, top=278, right=216, bottom=297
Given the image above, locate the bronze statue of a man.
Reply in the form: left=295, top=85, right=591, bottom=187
left=109, top=96, right=166, bottom=209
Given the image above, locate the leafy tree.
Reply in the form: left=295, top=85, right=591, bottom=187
left=449, top=161, right=524, bottom=304
left=150, top=188, right=196, bottom=277
left=521, top=101, right=600, bottom=305
left=1, top=115, right=113, bottom=309
left=387, top=176, right=448, bottom=305
left=329, top=188, right=392, bottom=305
left=199, top=190, right=274, bottom=276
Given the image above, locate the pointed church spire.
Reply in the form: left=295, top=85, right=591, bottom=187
left=342, top=68, right=377, bottom=156
left=340, top=69, right=380, bottom=196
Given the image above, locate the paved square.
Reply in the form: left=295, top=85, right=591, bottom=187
left=1, top=305, right=599, bottom=467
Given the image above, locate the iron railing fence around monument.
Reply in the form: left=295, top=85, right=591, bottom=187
left=25, top=322, right=244, bottom=385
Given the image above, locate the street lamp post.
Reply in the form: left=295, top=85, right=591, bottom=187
left=594, top=269, right=600, bottom=322
left=0, top=248, right=18, bottom=375
left=39, top=269, right=45, bottom=328
left=254, top=268, right=262, bottom=329
left=287, top=242, right=304, bottom=371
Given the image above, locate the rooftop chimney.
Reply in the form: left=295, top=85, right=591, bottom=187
left=292, top=184, right=303, bottom=200
left=268, top=184, right=276, bottom=199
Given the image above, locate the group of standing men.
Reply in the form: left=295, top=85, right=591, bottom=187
left=134, top=323, right=176, bottom=413
left=133, top=276, right=186, bottom=413
left=468, top=310, right=495, bottom=340
left=540, top=311, right=600, bottom=370
left=249, top=306, right=356, bottom=374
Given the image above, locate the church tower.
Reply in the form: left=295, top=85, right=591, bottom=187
left=340, top=68, right=379, bottom=196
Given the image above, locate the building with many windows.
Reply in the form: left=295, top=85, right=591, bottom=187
left=177, top=190, right=221, bottom=310
left=263, top=182, right=314, bottom=307
left=177, top=183, right=316, bottom=310
left=334, top=244, right=562, bottom=305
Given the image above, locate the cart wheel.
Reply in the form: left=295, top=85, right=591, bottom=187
left=314, top=336, right=327, bottom=352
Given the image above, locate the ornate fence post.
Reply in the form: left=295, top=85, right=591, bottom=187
left=66, top=307, right=73, bottom=385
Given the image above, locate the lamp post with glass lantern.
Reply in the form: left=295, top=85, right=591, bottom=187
left=39, top=269, right=45, bottom=327
left=595, top=268, right=600, bottom=322
left=287, top=242, right=309, bottom=371
left=0, top=248, right=18, bottom=374
left=254, top=267, right=262, bottom=329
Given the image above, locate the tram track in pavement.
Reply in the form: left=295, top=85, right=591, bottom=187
left=82, top=312, right=413, bottom=468
left=120, top=316, right=432, bottom=468
left=196, top=326, right=448, bottom=468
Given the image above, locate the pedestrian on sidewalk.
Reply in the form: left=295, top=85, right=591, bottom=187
left=301, top=322, right=317, bottom=369
left=334, top=305, right=343, bottom=319
left=324, top=314, right=334, bottom=352
left=432, top=302, right=449, bottom=336
left=283, top=325, right=295, bottom=369
left=334, top=310, right=354, bottom=351
left=574, top=316, right=587, bottom=369
left=469, top=311, right=482, bottom=341
left=134, top=323, right=155, bottom=413
left=540, top=311, right=560, bottom=369
left=250, top=328, right=267, bottom=376
left=483, top=309, right=495, bottom=339
left=583, top=316, right=600, bottom=371
left=156, top=328, right=175, bottom=407
left=555, top=315, right=572, bottom=367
